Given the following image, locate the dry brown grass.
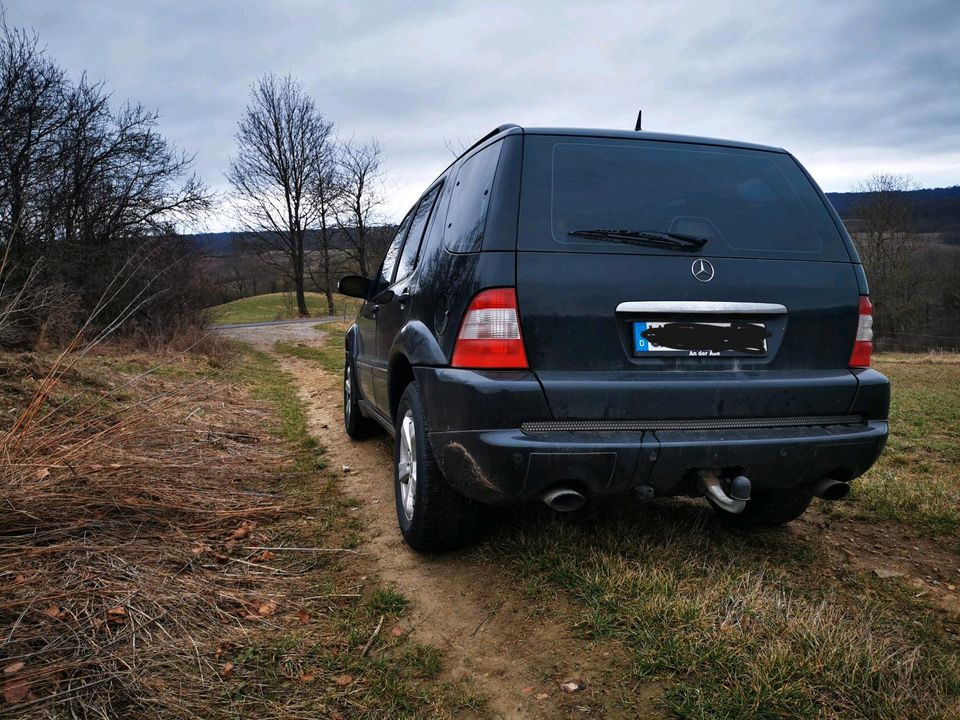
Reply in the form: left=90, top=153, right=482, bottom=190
left=0, top=351, right=298, bottom=716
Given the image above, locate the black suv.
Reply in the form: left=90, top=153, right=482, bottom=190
left=338, top=124, right=890, bottom=552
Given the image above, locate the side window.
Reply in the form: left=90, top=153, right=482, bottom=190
left=376, top=212, right=412, bottom=290
left=394, top=182, right=443, bottom=283
left=443, top=141, right=503, bottom=252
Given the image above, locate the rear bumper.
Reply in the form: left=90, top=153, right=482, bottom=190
left=415, top=367, right=889, bottom=505
left=430, top=421, right=887, bottom=504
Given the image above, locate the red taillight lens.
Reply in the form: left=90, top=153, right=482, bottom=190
left=849, top=296, right=873, bottom=368
left=451, top=288, right=529, bottom=369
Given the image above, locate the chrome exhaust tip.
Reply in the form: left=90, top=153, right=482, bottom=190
left=542, top=488, right=586, bottom=512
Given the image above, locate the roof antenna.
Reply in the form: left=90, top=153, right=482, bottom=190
left=634, top=109, right=642, bottom=132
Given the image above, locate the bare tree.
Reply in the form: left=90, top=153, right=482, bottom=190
left=336, top=139, right=385, bottom=277
left=848, top=172, right=925, bottom=346
left=307, top=144, right=343, bottom=314
left=227, top=74, right=334, bottom=317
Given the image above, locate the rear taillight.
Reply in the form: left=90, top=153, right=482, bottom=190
left=451, top=288, right=529, bottom=369
left=849, top=296, right=873, bottom=368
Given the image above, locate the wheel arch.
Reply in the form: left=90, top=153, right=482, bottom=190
left=388, top=352, right=415, bottom=425
left=388, top=321, right=447, bottom=423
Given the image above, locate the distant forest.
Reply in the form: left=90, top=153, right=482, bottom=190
left=828, top=185, right=960, bottom=237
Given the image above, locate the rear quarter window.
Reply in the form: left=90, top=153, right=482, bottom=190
left=442, top=140, right=503, bottom=253
left=518, top=136, right=850, bottom=261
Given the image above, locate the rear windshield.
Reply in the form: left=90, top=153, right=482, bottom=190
left=518, top=136, right=849, bottom=261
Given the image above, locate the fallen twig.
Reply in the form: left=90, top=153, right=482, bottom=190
left=360, top=614, right=385, bottom=657
left=243, top=546, right=361, bottom=554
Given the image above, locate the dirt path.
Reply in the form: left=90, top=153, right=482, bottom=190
left=286, top=353, right=652, bottom=719
left=217, top=319, right=334, bottom=349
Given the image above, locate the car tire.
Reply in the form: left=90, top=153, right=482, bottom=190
left=721, top=488, right=812, bottom=527
left=343, top=358, right=380, bottom=440
left=394, top=382, right=482, bottom=552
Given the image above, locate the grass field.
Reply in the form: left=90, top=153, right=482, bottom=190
left=210, top=292, right=361, bottom=325
left=838, top=355, right=960, bottom=536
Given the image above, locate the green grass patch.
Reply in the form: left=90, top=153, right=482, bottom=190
left=836, top=355, right=960, bottom=537
left=230, top=349, right=319, bottom=470
left=217, top=587, right=459, bottom=719
left=480, top=502, right=960, bottom=719
left=273, top=322, right=349, bottom=375
left=210, top=292, right=361, bottom=325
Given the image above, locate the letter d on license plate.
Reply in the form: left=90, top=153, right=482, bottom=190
left=633, top=321, right=650, bottom=352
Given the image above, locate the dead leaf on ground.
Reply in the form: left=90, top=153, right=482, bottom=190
left=222, top=661, right=235, bottom=677
left=560, top=679, right=586, bottom=693
left=390, top=625, right=404, bottom=637
left=332, top=674, right=353, bottom=686
left=258, top=550, right=276, bottom=561
left=257, top=601, right=277, bottom=617
left=297, top=608, right=310, bottom=624
left=34, top=468, right=49, bottom=479
left=41, top=605, right=63, bottom=619
left=521, top=686, right=535, bottom=695
left=3, top=662, right=24, bottom=675
left=535, top=692, right=549, bottom=701
left=3, top=678, right=30, bottom=704
left=228, top=520, right=256, bottom=541
left=299, top=672, right=316, bottom=682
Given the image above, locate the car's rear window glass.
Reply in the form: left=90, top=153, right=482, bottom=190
left=443, top=140, right=503, bottom=253
left=518, top=137, right=848, bottom=261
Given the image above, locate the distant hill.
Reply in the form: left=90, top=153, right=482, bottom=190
left=188, top=229, right=361, bottom=257
left=189, top=232, right=238, bottom=257
left=826, top=185, right=960, bottom=235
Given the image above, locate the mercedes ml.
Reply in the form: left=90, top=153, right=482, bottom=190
left=338, top=124, right=890, bottom=552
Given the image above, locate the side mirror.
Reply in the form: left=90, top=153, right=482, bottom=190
left=338, top=274, right=371, bottom=299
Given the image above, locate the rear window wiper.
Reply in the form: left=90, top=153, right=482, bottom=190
left=567, top=228, right=708, bottom=252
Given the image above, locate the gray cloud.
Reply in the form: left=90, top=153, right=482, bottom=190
left=6, top=0, right=958, bottom=230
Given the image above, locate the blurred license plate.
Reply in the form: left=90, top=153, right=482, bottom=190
left=633, top=320, right=769, bottom=356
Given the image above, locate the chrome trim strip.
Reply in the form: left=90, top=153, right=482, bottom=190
left=615, top=301, right=787, bottom=315
left=521, top=415, right=862, bottom=433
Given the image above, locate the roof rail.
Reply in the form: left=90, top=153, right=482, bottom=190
left=458, top=123, right=520, bottom=160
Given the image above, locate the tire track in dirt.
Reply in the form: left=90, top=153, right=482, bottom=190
left=280, top=352, right=654, bottom=720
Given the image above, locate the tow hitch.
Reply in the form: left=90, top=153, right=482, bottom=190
left=699, top=469, right=751, bottom=514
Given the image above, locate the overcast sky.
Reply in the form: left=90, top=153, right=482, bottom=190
left=7, top=0, right=959, bottom=231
